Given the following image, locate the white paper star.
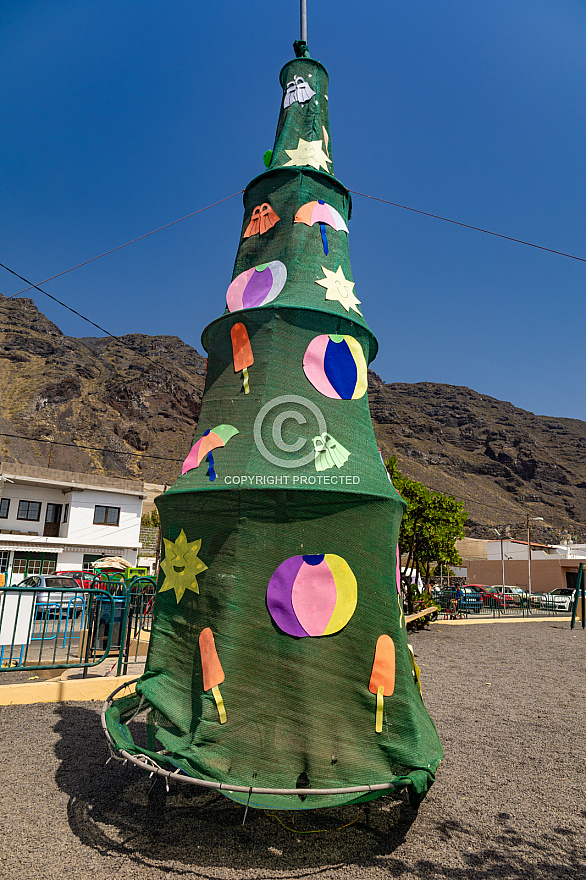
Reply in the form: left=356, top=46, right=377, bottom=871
left=315, top=266, right=362, bottom=315
left=283, top=138, right=332, bottom=172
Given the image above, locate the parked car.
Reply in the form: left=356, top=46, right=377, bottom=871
left=489, top=586, right=518, bottom=608
left=537, top=588, right=576, bottom=612
left=509, top=587, right=532, bottom=607
left=464, top=584, right=512, bottom=608
left=53, top=570, right=95, bottom=589
left=437, top=587, right=483, bottom=614
left=16, top=575, right=84, bottom=615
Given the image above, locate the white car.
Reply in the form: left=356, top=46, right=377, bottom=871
left=17, top=575, right=84, bottom=615
left=538, top=588, right=576, bottom=612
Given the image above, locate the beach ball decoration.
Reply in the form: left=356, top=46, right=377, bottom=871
left=226, top=261, right=287, bottom=312
left=266, top=553, right=357, bottom=638
left=303, top=334, right=367, bottom=400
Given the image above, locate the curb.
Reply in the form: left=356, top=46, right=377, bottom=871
left=434, top=616, right=572, bottom=626
left=0, top=674, right=137, bottom=706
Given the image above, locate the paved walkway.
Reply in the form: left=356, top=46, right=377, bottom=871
left=0, top=620, right=584, bottom=879
left=436, top=614, right=573, bottom=625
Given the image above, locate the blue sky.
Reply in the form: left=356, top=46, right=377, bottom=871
left=2, top=1, right=586, bottom=420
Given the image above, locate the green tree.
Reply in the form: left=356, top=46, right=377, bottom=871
left=141, top=509, right=160, bottom=528
left=386, top=456, right=468, bottom=613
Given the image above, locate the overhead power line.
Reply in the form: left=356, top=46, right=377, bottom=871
left=349, top=190, right=586, bottom=264
left=0, top=259, right=195, bottom=383
left=0, top=431, right=183, bottom=463
left=1, top=432, right=554, bottom=521
left=4, top=186, right=585, bottom=312
left=6, top=191, right=245, bottom=299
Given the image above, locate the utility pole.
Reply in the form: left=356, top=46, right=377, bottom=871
left=527, top=515, right=544, bottom=604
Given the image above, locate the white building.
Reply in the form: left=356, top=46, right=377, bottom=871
left=0, top=462, right=144, bottom=583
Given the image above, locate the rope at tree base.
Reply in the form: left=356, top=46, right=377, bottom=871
left=263, top=809, right=364, bottom=834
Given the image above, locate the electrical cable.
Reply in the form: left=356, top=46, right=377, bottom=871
left=0, top=260, right=210, bottom=396
left=0, top=431, right=183, bottom=463
left=263, top=809, right=363, bottom=834
left=5, top=191, right=245, bottom=299
left=0, top=433, right=563, bottom=522
left=349, top=190, right=586, bottom=263
left=4, top=185, right=585, bottom=310
left=0, top=260, right=180, bottom=374
left=0, top=184, right=573, bottom=524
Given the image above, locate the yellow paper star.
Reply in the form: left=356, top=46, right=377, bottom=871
left=283, top=138, right=332, bottom=172
left=159, top=529, right=208, bottom=603
left=315, top=265, right=362, bottom=315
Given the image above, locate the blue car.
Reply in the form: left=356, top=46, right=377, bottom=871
left=437, top=587, right=483, bottom=614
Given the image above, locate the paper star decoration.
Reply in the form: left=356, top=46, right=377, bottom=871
left=315, top=266, right=362, bottom=315
left=159, top=529, right=208, bottom=603
left=283, top=138, right=332, bottom=172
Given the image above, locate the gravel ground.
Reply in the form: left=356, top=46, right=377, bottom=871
left=0, top=619, right=584, bottom=880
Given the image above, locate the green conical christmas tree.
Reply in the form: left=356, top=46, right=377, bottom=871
left=105, top=47, right=442, bottom=811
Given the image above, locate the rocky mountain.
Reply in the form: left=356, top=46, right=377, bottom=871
left=1, top=293, right=584, bottom=542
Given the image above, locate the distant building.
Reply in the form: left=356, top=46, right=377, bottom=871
left=456, top=537, right=586, bottom=593
left=0, top=463, right=144, bottom=582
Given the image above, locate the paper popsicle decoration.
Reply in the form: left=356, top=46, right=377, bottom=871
left=230, top=323, right=254, bottom=394
left=199, top=627, right=226, bottom=724
left=369, top=635, right=395, bottom=733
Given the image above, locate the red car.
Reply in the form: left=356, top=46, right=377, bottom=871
left=53, top=570, right=95, bottom=589
left=464, top=584, right=515, bottom=609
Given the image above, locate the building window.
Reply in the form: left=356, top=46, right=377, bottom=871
left=63, top=503, right=69, bottom=523
left=83, top=553, right=101, bottom=571
left=11, top=552, right=57, bottom=577
left=93, top=505, right=120, bottom=526
left=0, top=498, right=9, bottom=519
left=0, top=550, right=9, bottom=572
left=17, top=500, right=42, bottom=521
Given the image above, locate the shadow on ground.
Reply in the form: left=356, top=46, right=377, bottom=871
left=54, top=704, right=584, bottom=879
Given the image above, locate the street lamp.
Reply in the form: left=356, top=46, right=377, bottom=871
left=527, top=516, right=544, bottom=604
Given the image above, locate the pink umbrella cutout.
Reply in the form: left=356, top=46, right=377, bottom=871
left=294, top=200, right=348, bottom=255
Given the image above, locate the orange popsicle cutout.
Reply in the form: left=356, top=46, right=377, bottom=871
left=199, top=627, right=227, bottom=723
left=230, top=323, right=254, bottom=394
left=369, top=635, right=395, bottom=733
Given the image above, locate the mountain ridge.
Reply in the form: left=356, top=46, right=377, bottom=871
left=1, top=293, right=584, bottom=542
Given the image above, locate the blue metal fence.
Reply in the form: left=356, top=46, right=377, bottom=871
left=0, top=575, right=156, bottom=675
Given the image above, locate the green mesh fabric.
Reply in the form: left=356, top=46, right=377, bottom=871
left=105, top=51, right=443, bottom=810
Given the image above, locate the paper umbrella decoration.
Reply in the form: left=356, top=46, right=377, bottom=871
left=243, top=203, right=280, bottom=238
left=283, top=75, right=316, bottom=108
left=226, top=261, right=287, bottom=312
left=312, top=432, right=351, bottom=472
left=294, top=200, right=348, bottom=254
left=181, top=425, right=239, bottom=481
